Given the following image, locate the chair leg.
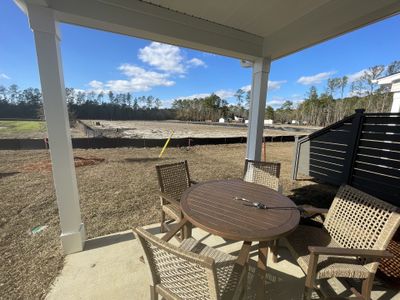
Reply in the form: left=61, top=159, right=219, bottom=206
left=270, top=239, right=278, bottom=263
left=361, top=273, right=374, bottom=300
left=303, top=287, right=313, bottom=300
left=150, top=285, right=158, bottom=300
left=160, top=211, right=166, bottom=233
left=183, top=222, right=192, bottom=239
left=304, top=252, right=318, bottom=300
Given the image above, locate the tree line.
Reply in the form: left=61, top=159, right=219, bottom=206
left=0, top=61, right=398, bottom=127
left=0, top=86, right=174, bottom=121
left=272, top=61, right=399, bottom=126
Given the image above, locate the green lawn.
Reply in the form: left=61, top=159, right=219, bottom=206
left=0, top=120, right=46, bottom=138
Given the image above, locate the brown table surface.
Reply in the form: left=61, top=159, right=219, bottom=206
left=181, top=179, right=300, bottom=242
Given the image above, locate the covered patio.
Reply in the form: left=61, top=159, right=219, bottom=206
left=45, top=225, right=399, bottom=300
left=12, top=0, right=400, bottom=299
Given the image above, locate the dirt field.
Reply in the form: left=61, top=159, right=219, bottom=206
left=82, top=120, right=315, bottom=139
left=0, top=143, right=337, bottom=299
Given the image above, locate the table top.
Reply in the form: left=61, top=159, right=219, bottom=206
left=181, top=179, right=300, bottom=241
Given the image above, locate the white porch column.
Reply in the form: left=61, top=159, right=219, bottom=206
left=246, top=57, right=271, bottom=160
left=27, top=5, right=85, bottom=254
left=391, top=87, right=400, bottom=113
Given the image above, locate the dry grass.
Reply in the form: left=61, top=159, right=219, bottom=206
left=0, top=142, right=337, bottom=299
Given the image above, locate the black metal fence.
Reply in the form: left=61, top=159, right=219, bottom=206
left=292, top=110, right=400, bottom=206
left=0, top=135, right=300, bottom=150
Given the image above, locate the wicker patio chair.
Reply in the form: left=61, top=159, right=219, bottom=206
left=134, top=226, right=248, bottom=300
left=284, top=184, right=400, bottom=300
left=243, top=159, right=281, bottom=192
left=156, top=160, right=196, bottom=234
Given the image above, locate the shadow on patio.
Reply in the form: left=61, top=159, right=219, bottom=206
left=45, top=224, right=399, bottom=300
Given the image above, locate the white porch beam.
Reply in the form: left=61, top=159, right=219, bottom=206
left=17, top=0, right=263, bottom=60
left=27, top=4, right=85, bottom=254
left=246, top=57, right=271, bottom=160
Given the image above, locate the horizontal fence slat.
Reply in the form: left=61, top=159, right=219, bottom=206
left=364, top=116, right=400, bottom=125
left=361, top=132, right=400, bottom=142
left=359, top=140, right=400, bottom=151
left=310, top=158, right=344, bottom=172
left=310, top=169, right=343, bottom=185
left=310, top=140, right=348, bottom=151
left=358, top=147, right=400, bottom=160
left=312, top=131, right=350, bottom=143
left=353, top=169, right=400, bottom=187
left=354, top=161, right=400, bottom=178
left=352, top=177, right=400, bottom=206
left=356, top=154, right=400, bottom=169
left=310, top=152, right=345, bottom=164
left=363, top=124, right=400, bottom=134
left=310, top=146, right=347, bottom=158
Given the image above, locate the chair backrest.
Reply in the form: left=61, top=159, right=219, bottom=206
left=324, top=185, right=400, bottom=272
left=134, top=227, right=219, bottom=300
left=156, top=161, right=191, bottom=202
left=243, top=159, right=281, bottom=191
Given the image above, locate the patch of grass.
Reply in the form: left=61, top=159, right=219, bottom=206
left=0, top=120, right=45, bottom=133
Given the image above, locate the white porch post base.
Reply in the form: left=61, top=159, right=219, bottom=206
left=61, top=223, right=86, bottom=254
left=246, top=57, right=271, bottom=160
left=391, top=92, right=400, bottom=113
left=28, top=4, right=85, bottom=254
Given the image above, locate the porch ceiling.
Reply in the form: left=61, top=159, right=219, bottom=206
left=16, top=0, right=400, bottom=60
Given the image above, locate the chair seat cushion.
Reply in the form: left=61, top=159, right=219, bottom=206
left=162, top=203, right=181, bottom=220
left=180, top=238, right=243, bottom=298
left=285, top=225, right=370, bottom=279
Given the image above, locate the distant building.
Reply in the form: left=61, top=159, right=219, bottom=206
left=234, top=116, right=244, bottom=123
left=218, top=118, right=225, bottom=123
left=264, top=119, right=273, bottom=125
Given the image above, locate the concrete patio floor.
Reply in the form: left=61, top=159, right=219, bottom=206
left=46, top=224, right=400, bottom=300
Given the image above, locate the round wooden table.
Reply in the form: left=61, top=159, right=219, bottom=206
left=181, top=179, right=300, bottom=300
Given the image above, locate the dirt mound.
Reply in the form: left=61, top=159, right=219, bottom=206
left=21, top=156, right=105, bottom=172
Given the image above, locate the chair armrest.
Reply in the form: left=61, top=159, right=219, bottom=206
left=157, top=191, right=181, bottom=207
left=298, top=205, right=329, bottom=215
left=190, top=180, right=198, bottom=185
left=308, top=246, right=393, bottom=259
left=162, top=217, right=188, bottom=242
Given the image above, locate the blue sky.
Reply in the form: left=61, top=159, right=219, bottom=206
left=0, top=1, right=399, bottom=108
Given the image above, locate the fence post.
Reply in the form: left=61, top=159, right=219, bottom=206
left=343, top=109, right=365, bottom=184
left=291, top=136, right=300, bottom=180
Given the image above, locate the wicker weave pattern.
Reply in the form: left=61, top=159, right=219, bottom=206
left=324, top=185, right=400, bottom=273
left=286, top=225, right=370, bottom=279
left=243, top=160, right=281, bottom=191
left=135, top=227, right=218, bottom=300
left=156, top=161, right=191, bottom=202
left=179, top=238, right=243, bottom=298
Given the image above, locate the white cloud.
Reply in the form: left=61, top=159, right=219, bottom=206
left=138, top=42, right=185, bottom=74
left=241, top=85, right=251, bottom=92
left=138, top=42, right=207, bottom=74
left=88, top=80, right=103, bottom=90
left=215, top=89, right=235, bottom=99
left=269, top=80, right=287, bottom=90
left=297, top=71, right=336, bottom=85
left=87, top=64, right=174, bottom=94
left=175, top=93, right=211, bottom=100
left=187, top=58, right=206, bottom=68
left=173, top=89, right=235, bottom=102
left=0, top=73, right=10, bottom=80
left=347, top=69, right=368, bottom=83
left=240, top=80, right=286, bottom=92
left=85, top=42, right=207, bottom=95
